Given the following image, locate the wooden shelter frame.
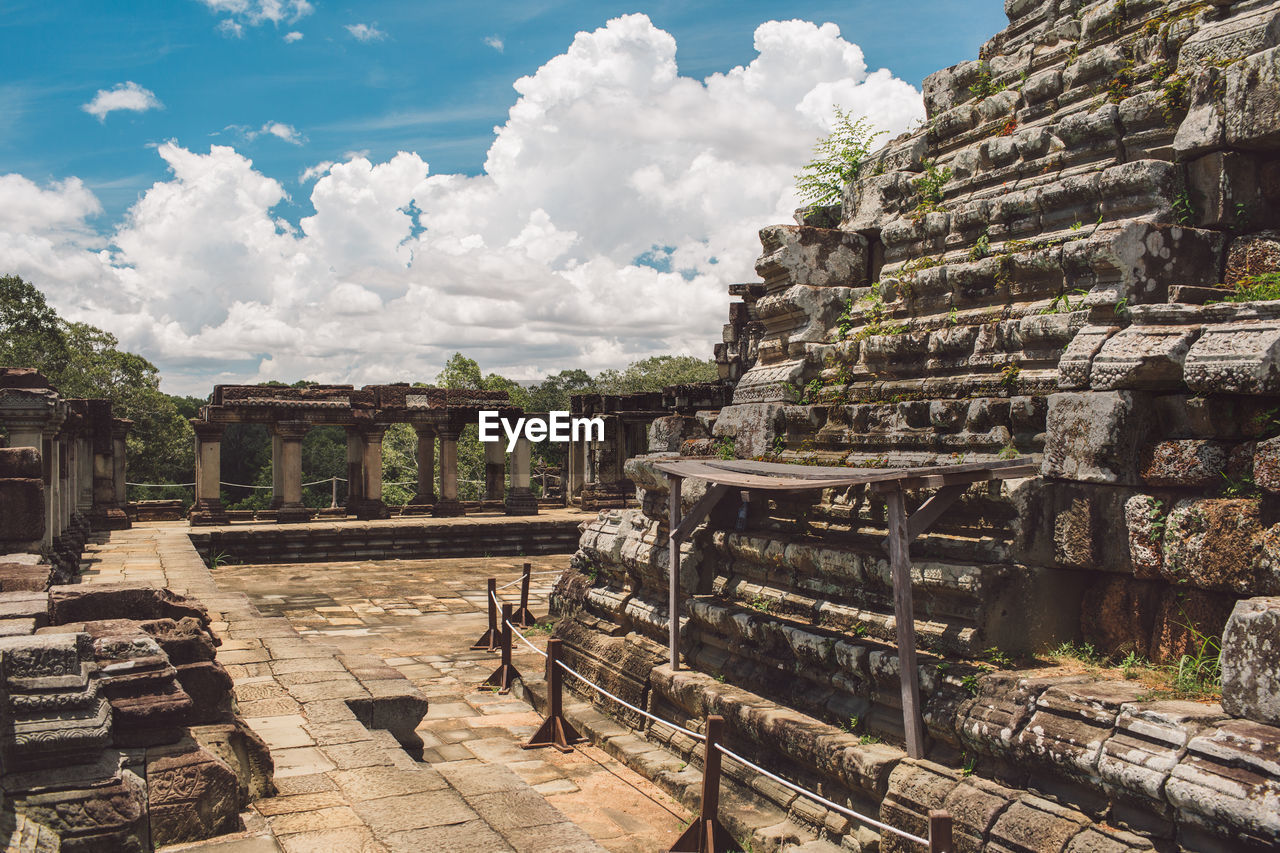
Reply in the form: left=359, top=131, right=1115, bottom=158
left=654, top=456, right=1037, bottom=760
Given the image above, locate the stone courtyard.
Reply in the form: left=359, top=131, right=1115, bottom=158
left=76, top=521, right=687, bottom=852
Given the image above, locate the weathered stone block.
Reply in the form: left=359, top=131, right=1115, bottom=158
left=1166, top=719, right=1280, bottom=847
left=1011, top=681, right=1149, bottom=779
left=1097, top=700, right=1227, bottom=806
left=712, top=402, right=786, bottom=458
left=0, top=478, right=45, bottom=544
left=1081, top=577, right=1162, bottom=658
left=1161, top=498, right=1270, bottom=593
left=986, top=796, right=1091, bottom=853
left=1042, top=392, right=1153, bottom=485
left=1185, top=321, right=1280, bottom=394
left=1090, top=325, right=1200, bottom=391
left=1221, top=597, right=1280, bottom=725
left=754, top=225, right=868, bottom=290
left=145, top=739, right=240, bottom=846
left=1124, top=494, right=1164, bottom=578
left=1058, top=325, right=1119, bottom=389
left=1226, top=46, right=1280, bottom=150
left=1138, top=440, right=1228, bottom=487
left=48, top=584, right=209, bottom=626
left=1225, top=231, right=1280, bottom=286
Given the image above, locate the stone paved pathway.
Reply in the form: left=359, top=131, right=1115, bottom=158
left=81, top=524, right=688, bottom=853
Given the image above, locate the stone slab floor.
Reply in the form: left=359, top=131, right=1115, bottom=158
left=80, top=525, right=688, bottom=853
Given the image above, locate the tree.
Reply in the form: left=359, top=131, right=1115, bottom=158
left=436, top=353, right=483, bottom=389
left=0, top=277, right=196, bottom=501
left=593, top=355, right=718, bottom=394
left=793, top=107, right=886, bottom=213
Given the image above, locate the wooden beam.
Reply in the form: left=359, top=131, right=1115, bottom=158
left=884, top=484, right=926, bottom=759
left=879, top=482, right=968, bottom=552
left=673, top=483, right=732, bottom=543
left=870, top=464, right=1038, bottom=493
left=668, top=475, right=682, bottom=671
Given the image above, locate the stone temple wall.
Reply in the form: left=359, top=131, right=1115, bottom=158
left=552, top=1, right=1280, bottom=850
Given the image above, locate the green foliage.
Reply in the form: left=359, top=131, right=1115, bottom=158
left=0, top=275, right=195, bottom=501
left=1219, top=471, right=1261, bottom=498
left=1173, top=188, right=1195, bottom=226
left=1210, top=272, right=1280, bottom=304
left=1049, top=640, right=1105, bottom=666
left=961, top=754, right=977, bottom=777
left=714, top=436, right=737, bottom=460
left=961, top=674, right=981, bottom=696
left=1040, top=289, right=1088, bottom=315
left=840, top=292, right=907, bottom=341
left=983, top=647, right=1013, bottom=669
left=997, top=444, right=1020, bottom=460
left=912, top=160, right=952, bottom=215
left=1119, top=650, right=1146, bottom=679
left=1167, top=625, right=1222, bottom=697
left=999, top=361, right=1021, bottom=389
left=593, top=355, right=718, bottom=394
left=748, top=596, right=770, bottom=613
left=968, top=62, right=1006, bottom=100
left=793, top=107, right=887, bottom=212
left=968, top=230, right=991, bottom=261
left=858, top=734, right=882, bottom=745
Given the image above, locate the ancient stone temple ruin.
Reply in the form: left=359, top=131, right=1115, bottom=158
left=191, top=383, right=539, bottom=524
left=0, top=372, right=275, bottom=849
left=552, top=1, right=1280, bottom=850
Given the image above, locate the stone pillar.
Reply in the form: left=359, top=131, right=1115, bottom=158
left=345, top=427, right=365, bottom=515
left=432, top=429, right=465, bottom=517
left=189, top=421, right=228, bottom=526
left=270, top=430, right=284, bottom=509
left=485, top=438, right=506, bottom=502
left=567, top=438, right=585, bottom=504
left=111, top=419, right=129, bottom=522
left=505, top=437, right=538, bottom=516
left=77, top=435, right=93, bottom=513
left=355, top=426, right=389, bottom=520
left=275, top=421, right=313, bottom=524
left=413, top=425, right=436, bottom=505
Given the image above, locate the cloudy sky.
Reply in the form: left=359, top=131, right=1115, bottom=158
left=0, top=0, right=1005, bottom=395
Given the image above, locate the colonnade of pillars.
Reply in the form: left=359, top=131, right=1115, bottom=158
left=190, top=420, right=539, bottom=525
left=1, top=392, right=131, bottom=549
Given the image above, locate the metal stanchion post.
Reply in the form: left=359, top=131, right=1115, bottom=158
left=523, top=638, right=585, bottom=753
left=470, top=578, right=500, bottom=651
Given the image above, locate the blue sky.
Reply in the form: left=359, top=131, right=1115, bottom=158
left=0, top=1, right=1007, bottom=393
left=2, top=1, right=1004, bottom=226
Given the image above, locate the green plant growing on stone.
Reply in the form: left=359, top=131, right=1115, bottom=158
left=948, top=306, right=960, bottom=326
left=912, top=159, right=953, bottom=215
left=1211, top=272, right=1280, bottom=304
left=961, top=753, right=977, bottom=777
left=1173, top=188, right=1195, bottom=226
left=1049, top=640, right=1106, bottom=666
left=799, top=378, right=825, bottom=405
left=714, top=673, right=726, bottom=683
left=849, top=622, right=869, bottom=638
left=1160, top=72, right=1190, bottom=126
left=968, top=230, right=991, bottom=261
left=1041, top=288, right=1088, bottom=315
left=1166, top=620, right=1222, bottom=698
left=1114, top=297, right=1130, bottom=320
left=748, top=596, right=770, bottom=613
left=961, top=674, right=981, bottom=696
left=859, top=734, right=882, bottom=745
left=1119, top=650, right=1146, bottom=679
left=208, top=550, right=236, bottom=569
left=845, top=292, right=907, bottom=341
left=840, top=715, right=861, bottom=734
left=983, top=646, right=1013, bottom=669
left=794, top=107, right=887, bottom=213
left=1252, top=406, right=1280, bottom=438
left=999, top=361, right=1021, bottom=390
left=968, top=62, right=1006, bottom=101
left=997, top=444, right=1020, bottom=460
left=1149, top=498, right=1168, bottom=540
left=1219, top=471, right=1261, bottom=498
left=714, top=435, right=737, bottom=460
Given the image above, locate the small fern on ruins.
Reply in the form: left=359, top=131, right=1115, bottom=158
left=794, top=107, right=886, bottom=213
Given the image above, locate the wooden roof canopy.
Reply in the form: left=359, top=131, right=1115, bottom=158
left=656, top=454, right=1039, bottom=761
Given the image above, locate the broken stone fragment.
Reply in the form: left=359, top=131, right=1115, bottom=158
left=48, top=584, right=210, bottom=626
left=1221, top=597, right=1280, bottom=725
left=1138, top=440, right=1228, bottom=487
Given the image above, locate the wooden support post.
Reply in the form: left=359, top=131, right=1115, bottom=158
left=929, top=809, right=954, bottom=853
left=512, top=561, right=536, bottom=627
left=523, top=638, right=585, bottom=753
left=669, top=715, right=736, bottom=853
left=885, top=485, right=926, bottom=759
left=668, top=474, right=682, bottom=671
left=483, top=603, right=521, bottom=694
left=470, top=578, right=500, bottom=651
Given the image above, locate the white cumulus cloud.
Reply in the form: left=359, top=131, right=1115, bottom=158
left=284, top=31, right=303, bottom=43
left=1, top=15, right=923, bottom=394
left=346, top=23, right=387, bottom=42
left=82, top=82, right=162, bottom=121
left=200, top=0, right=312, bottom=31
left=485, top=35, right=504, bottom=52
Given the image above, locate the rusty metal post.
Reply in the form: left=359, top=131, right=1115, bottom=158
left=513, top=561, right=536, bottom=627
left=929, top=809, right=953, bottom=853
left=669, top=715, right=736, bottom=853
left=470, top=578, right=500, bottom=651
left=483, top=603, right=521, bottom=694
left=523, top=638, right=585, bottom=753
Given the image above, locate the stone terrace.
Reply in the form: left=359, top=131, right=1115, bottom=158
left=79, top=523, right=688, bottom=852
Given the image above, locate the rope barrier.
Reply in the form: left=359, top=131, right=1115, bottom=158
left=714, top=742, right=928, bottom=845
left=127, top=482, right=195, bottom=487
left=478, top=565, right=937, bottom=849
